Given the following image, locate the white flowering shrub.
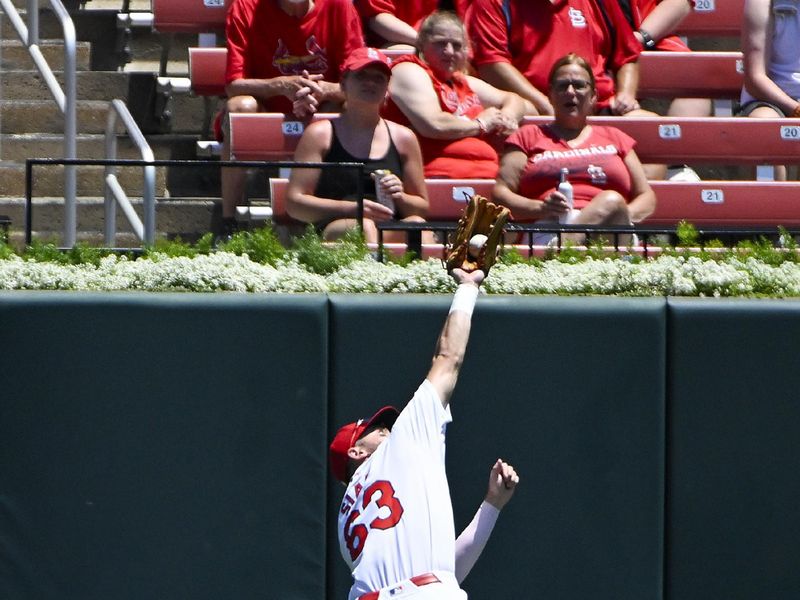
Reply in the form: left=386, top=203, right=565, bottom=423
left=4, top=250, right=800, bottom=296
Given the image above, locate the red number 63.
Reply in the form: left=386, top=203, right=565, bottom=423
left=343, top=480, right=404, bottom=561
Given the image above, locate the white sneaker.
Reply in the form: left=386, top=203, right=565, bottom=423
left=666, top=165, right=702, bottom=182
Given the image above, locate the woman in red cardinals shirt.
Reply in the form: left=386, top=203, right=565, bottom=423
left=493, top=53, right=656, bottom=246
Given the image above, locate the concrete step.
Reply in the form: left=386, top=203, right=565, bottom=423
left=0, top=161, right=168, bottom=197
left=1, top=7, right=71, bottom=39
left=170, top=94, right=222, bottom=135
left=1, top=195, right=219, bottom=242
left=0, top=133, right=228, bottom=199
left=0, top=133, right=180, bottom=162
left=0, top=39, right=92, bottom=71
left=7, top=0, right=151, bottom=9
left=1, top=100, right=112, bottom=134
left=0, top=69, right=129, bottom=100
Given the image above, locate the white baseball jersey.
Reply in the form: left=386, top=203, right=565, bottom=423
left=338, top=379, right=467, bottom=600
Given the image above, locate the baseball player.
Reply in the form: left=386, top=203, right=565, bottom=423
left=329, top=267, right=519, bottom=600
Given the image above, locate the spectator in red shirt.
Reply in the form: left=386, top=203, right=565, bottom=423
left=218, top=0, right=364, bottom=238
left=467, top=0, right=668, bottom=178
left=383, top=11, right=532, bottom=179
left=467, top=0, right=644, bottom=116
left=493, top=54, right=655, bottom=247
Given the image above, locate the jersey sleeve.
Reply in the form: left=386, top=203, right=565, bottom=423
left=504, top=124, right=540, bottom=155
left=605, top=126, right=638, bottom=158
left=467, top=0, right=513, bottom=67
left=224, top=0, right=255, bottom=84
left=390, top=380, right=452, bottom=457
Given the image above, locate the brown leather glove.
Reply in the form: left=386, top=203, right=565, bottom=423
left=445, top=194, right=510, bottom=276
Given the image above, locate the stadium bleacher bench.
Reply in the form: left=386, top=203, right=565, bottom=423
left=265, top=177, right=800, bottom=229
left=521, top=116, right=800, bottom=165
left=639, top=51, right=742, bottom=99
left=186, top=48, right=743, bottom=100
left=228, top=113, right=800, bottom=165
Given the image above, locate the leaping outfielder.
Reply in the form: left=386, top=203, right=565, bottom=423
left=329, top=197, right=519, bottom=600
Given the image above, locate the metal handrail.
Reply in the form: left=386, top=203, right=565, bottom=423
left=25, top=159, right=367, bottom=247
left=0, top=0, right=78, bottom=246
left=104, top=99, right=156, bottom=246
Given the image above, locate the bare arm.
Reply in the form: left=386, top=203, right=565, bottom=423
left=493, top=148, right=552, bottom=220
left=369, top=13, right=418, bottom=46
left=477, top=62, right=553, bottom=115
left=467, top=75, right=537, bottom=126
left=389, top=63, right=486, bottom=139
left=226, top=75, right=344, bottom=118
left=609, top=61, right=641, bottom=115
left=624, top=150, right=657, bottom=223
left=426, top=269, right=484, bottom=407
left=389, top=123, right=429, bottom=217
left=636, top=0, right=693, bottom=41
left=742, top=0, right=800, bottom=115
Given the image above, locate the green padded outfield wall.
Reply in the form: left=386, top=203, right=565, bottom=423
left=666, top=299, right=800, bottom=600
left=327, top=296, right=667, bottom=600
left=4, top=293, right=800, bottom=600
left=0, top=293, right=329, bottom=600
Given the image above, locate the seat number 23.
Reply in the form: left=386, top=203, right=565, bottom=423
left=342, top=480, right=404, bottom=561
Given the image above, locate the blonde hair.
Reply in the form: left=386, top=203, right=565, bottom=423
left=416, top=11, right=469, bottom=72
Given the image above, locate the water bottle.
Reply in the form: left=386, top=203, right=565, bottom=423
left=556, top=168, right=574, bottom=224
left=371, top=169, right=395, bottom=213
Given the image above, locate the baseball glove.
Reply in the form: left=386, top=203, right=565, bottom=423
left=445, top=193, right=510, bottom=275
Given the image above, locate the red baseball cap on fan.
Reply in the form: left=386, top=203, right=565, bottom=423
left=329, top=405, right=399, bottom=482
left=342, top=47, right=392, bottom=76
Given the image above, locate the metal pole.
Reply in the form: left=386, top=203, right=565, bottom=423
left=48, top=0, right=78, bottom=247
left=104, top=109, right=119, bottom=246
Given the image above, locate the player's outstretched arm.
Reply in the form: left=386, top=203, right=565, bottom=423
left=455, top=459, right=520, bottom=583
left=427, top=268, right=484, bottom=408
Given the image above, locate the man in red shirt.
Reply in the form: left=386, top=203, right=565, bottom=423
left=467, top=0, right=643, bottom=117
left=219, top=0, right=364, bottom=237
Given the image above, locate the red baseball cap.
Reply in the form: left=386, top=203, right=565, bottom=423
left=329, top=405, right=399, bottom=482
left=342, top=47, right=392, bottom=76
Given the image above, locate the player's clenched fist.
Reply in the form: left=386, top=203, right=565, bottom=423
left=485, top=459, right=520, bottom=510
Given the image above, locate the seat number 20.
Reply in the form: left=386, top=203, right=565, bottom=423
left=343, top=480, right=404, bottom=561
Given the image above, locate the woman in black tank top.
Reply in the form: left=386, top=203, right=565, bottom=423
left=286, top=48, right=430, bottom=244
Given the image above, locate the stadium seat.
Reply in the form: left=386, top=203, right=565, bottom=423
left=424, top=179, right=495, bottom=220
left=269, top=178, right=301, bottom=226
left=675, top=0, right=743, bottom=37
left=152, top=0, right=231, bottom=34
left=229, top=113, right=338, bottom=160
left=189, top=47, right=228, bottom=96
left=638, top=51, right=742, bottom=99
left=646, top=181, right=800, bottom=226
left=230, top=113, right=800, bottom=166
